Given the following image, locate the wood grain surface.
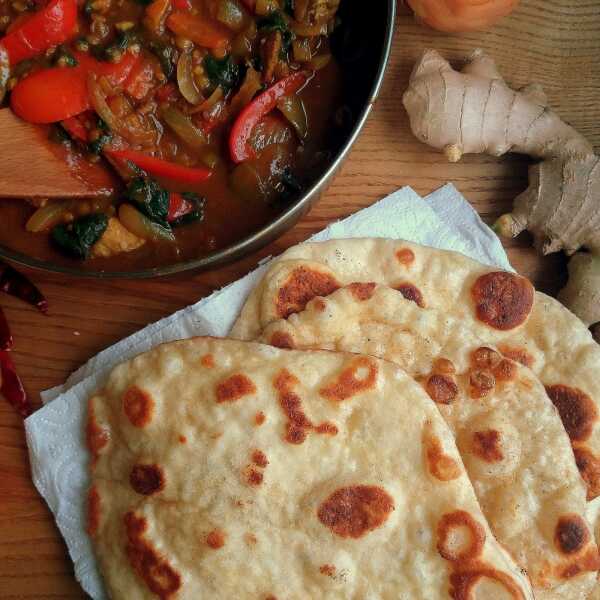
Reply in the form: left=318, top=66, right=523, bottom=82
left=1, top=1, right=599, bottom=597
left=0, top=110, right=117, bottom=199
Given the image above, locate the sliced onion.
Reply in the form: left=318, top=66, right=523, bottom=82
left=195, top=86, right=224, bottom=112
left=307, top=52, right=331, bottom=70
left=291, top=20, right=328, bottom=36
left=276, top=94, right=308, bottom=139
left=231, top=20, right=257, bottom=59
left=229, top=66, right=261, bottom=115
left=118, top=204, right=175, bottom=242
left=255, top=0, right=278, bottom=16
left=0, top=46, right=9, bottom=105
left=216, top=0, right=246, bottom=31
left=177, top=51, right=203, bottom=105
left=161, top=105, right=208, bottom=151
left=26, top=201, right=72, bottom=233
left=292, top=38, right=312, bottom=63
left=88, top=74, right=157, bottom=147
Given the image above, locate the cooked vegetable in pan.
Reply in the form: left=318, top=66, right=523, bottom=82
left=0, top=0, right=344, bottom=270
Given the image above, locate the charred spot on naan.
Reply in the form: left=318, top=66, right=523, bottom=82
left=200, top=354, right=215, bottom=368
left=545, top=384, right=597, bottom=442
left=425, top=374, right=459, bottom=405
left=320, top=357, right=379, bottom=402
left=471, top=272, right=534, bottom=331
left=244, top=532, right=257, bottom=546
left=269, top=330, right=295, bottom=349
left=86, top=486, right=101, bottom=537
left=449, top=567, right=526, bottom=600
left=320, top=564, right=336, bottom=577
left=394, top=282, right=425, bottom=307
left=216, top=373, right=257, bottom=403
left=498, top=345, right=535, bottom=369
left=124, top=511, right=181, bottom=598
left=312, top=298, right=327, bottom=312
left=557, top=547, right=600, bottom=580
left=554, top=515, right=590, bottom=555
left=471, top=430, right=504, bottom=463
left=252, top=449, right=269, bottom=468
left=469, top=370, right=496, bottom=399
left=433, top=358, right=456, bottom=375
left=395, top=247, right=416, bottom=267
left=471, top=347, right=517, bottom=385
left=206, top=529, right=226, bottom=549
left=437, top=511, right=486, bottom=563
left=347, top=282, right=377, bottom=301
left=423, top=428, right=461, bottom=482
left=274, top=369, right=338, bottom=444
left=275, top=266, right=340, bottom=319
left=130, top=464, right=165, bottom=496
left=317, top=485, right=394, bottom=539
left=123, top=387, right=154, bottom=428
left=86, top=401, right=110, bottom=465
left=573, top=447, right=600, bottom=500
left=254, top=411, right=266, bottom=426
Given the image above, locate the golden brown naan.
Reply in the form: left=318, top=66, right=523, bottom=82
left=87, top=338, right=534, bottom=600
left=231, top=239, right=600, bottom=501
left=258, top=283, right=600, bottom=597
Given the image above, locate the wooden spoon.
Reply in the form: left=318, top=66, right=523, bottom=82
left=0, top=109, right=117, bottom=199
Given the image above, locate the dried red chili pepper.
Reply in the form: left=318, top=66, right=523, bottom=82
left=0, top=261, right=48, bottom=313
left=0, top=307, right=12, bottom=350
left=0, top=350, right=31, bottom=417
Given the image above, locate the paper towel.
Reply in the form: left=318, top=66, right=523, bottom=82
left=25, top=183, right=512, bottom=599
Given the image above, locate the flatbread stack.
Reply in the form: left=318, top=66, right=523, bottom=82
left=86, top=239, right=600, bottom=599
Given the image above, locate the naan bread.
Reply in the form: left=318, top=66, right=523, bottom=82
left=231, top=239, right=600, bottom=501
left=258, top=284, right=600, bottom=597
left=86, top=338, right=534, bottom=600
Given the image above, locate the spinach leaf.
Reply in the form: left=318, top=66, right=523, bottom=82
left=52, top=214, right=109, bottom=259
left=125, top=177, right=170, bottom=224
left=203, top=55, right=241, bottom=94
left=171, top=193, right=206, bottom=227
left=88, top=132, right=112, bottom=155
left=150, top=42, right=176, bottom=80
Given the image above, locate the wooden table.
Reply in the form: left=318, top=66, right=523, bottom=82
left=1, top=1, right=599, bottom=597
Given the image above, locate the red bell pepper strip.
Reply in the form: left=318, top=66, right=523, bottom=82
left=229, top=71, right=309, bottom=163
left=167, top=192, right=194, bottom=222
left=0, top=350, right=31, bottom=417
left=0, top=307, right=12, bottom=351
left=105, top=149, right=212, bottom=184
left=0, top=0, right=77, bottom=66
left=11, top=52, right=139, bottom=124
left=61, top=113, right=91, bottom=142
left=172, top=0, right=192, bottom=10
left=0, top=261, right=48, bottom=313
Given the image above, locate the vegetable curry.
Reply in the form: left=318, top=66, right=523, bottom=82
left=0, top=0, right=345, bottom=271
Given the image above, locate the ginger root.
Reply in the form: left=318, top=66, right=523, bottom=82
left=403, top=49, right=600, bottom=330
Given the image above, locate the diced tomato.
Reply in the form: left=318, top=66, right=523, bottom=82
left=105, top=149, right=213, bottom=184
left=74, top=51, right=140, bottom=86
left=167, top=192, right=194, bottom=221
left=124, top=58, right=156, bottom=101
left=172, top=0, right=192, bottom=9
left=0, top=0, right=77, bottom=65
left=155, top=82, right=179, bottom=102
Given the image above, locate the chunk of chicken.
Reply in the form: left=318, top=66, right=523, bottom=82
left=91, top=217, right=145, bottom=258
left=296, top=0, right=339, bottom=25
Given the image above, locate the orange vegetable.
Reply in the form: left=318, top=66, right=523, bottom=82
left=144, top=0, right=172, bottom=34
left=166, top=11, right=231, bottom=49
left=406, top=0, right=519, bottom=33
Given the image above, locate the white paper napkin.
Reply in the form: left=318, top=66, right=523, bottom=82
left=25, top=183, right=511, bottom=599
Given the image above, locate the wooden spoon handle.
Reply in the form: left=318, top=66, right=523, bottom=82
left=0, top=109, right=116, bottom=199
